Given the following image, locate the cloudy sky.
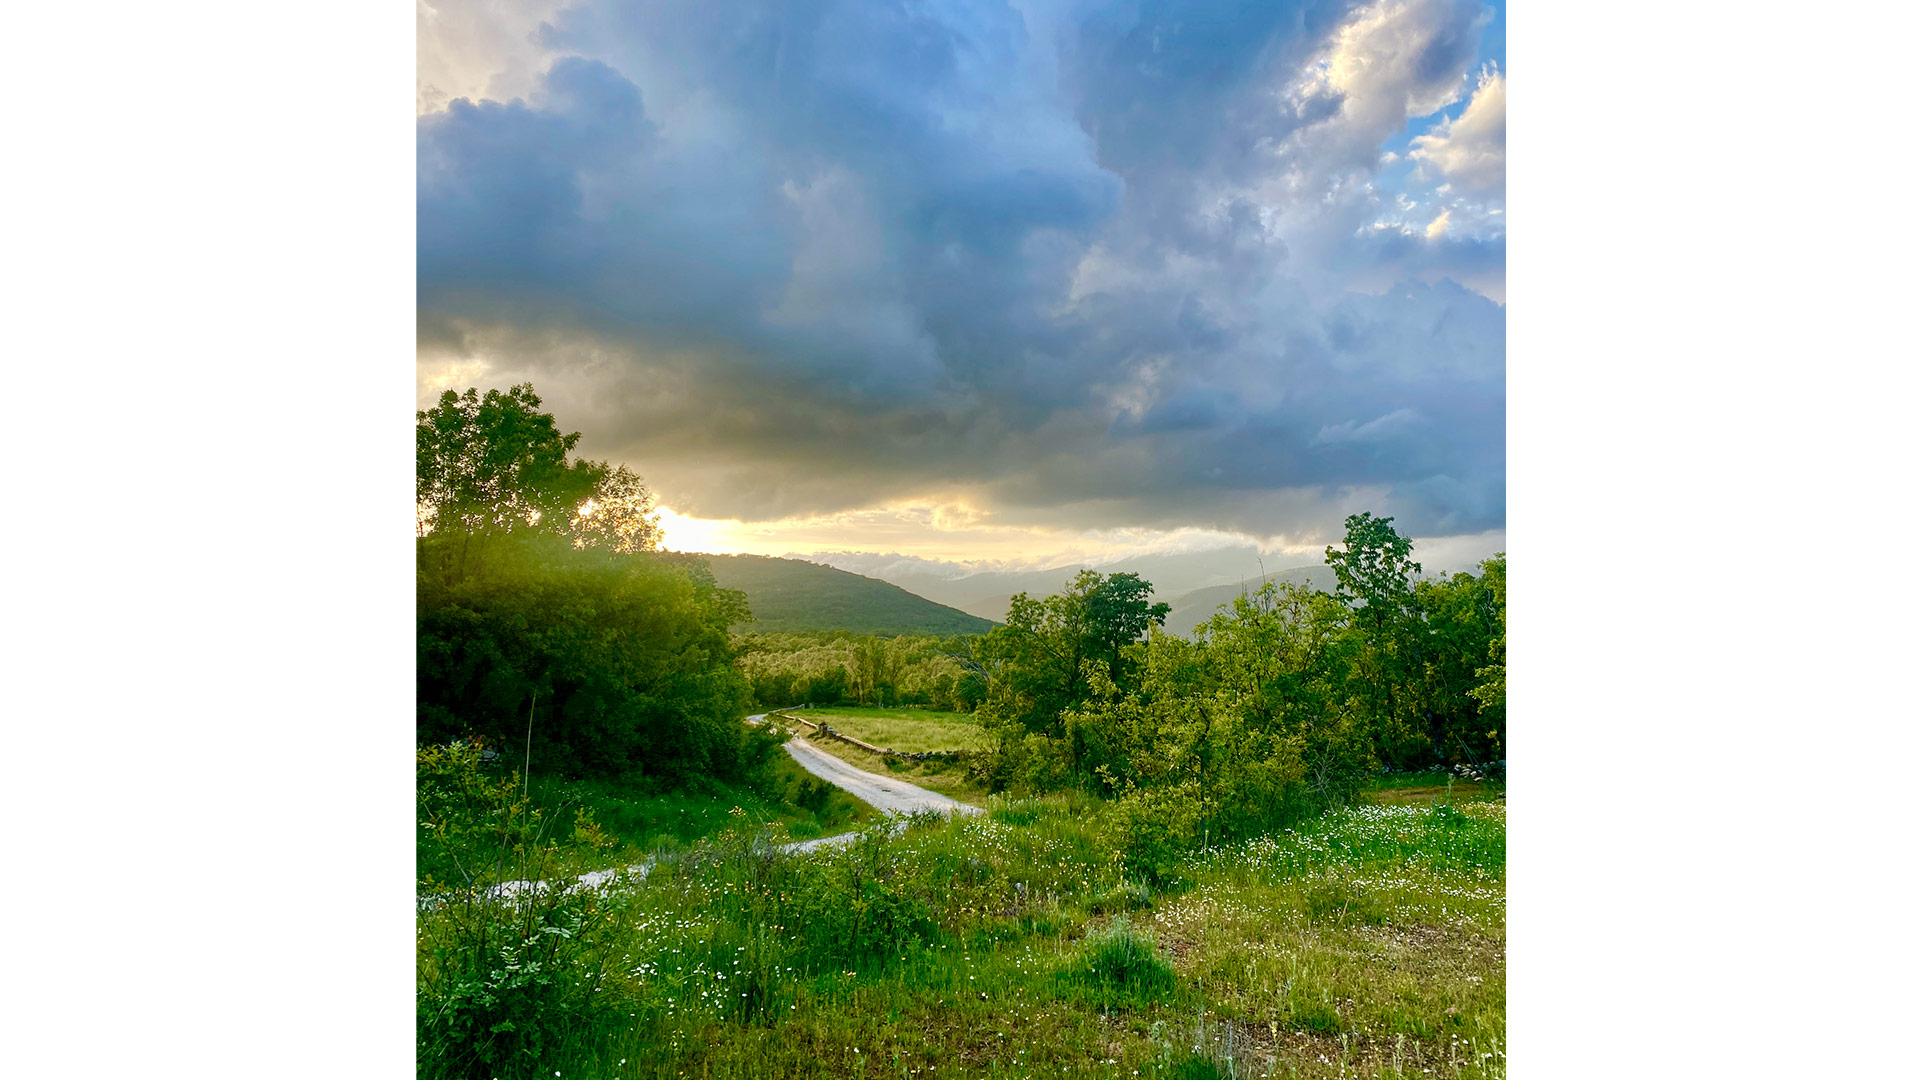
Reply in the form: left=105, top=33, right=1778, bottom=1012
left=417, top=0, right=1506, bottom=571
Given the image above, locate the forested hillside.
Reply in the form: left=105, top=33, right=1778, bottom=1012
left=701, top=554, right=995, bottom=635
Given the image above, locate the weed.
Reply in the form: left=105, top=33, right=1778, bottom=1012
left=1060, top=916, right=1179, bottom=1009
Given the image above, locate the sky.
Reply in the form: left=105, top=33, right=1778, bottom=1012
left=417, top=0, right=1507, bottom=573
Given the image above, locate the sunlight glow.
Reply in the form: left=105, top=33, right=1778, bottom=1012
left=651, top=500, right=1328, bottom=570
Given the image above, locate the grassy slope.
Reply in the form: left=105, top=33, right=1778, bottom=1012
left=523, top=752, right=877, bottom=860
left=788, top=706, right=995, bottom=753
left=700, top=553, right=998, bottom=636
left=422, top=795, right=1506, bottom=1079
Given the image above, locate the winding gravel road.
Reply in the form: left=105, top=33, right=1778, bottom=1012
left=767, top=714, right=981, bottom=817
left=434, top=714, right=981, bottom=902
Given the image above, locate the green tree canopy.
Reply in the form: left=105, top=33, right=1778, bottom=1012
left=976, top=570, right=1169, bottom=738
left=417, top=384, right=662, bottom=579
left=416, top=384, right=750, bottom=782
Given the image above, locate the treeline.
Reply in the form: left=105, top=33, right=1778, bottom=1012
left=734, top=631, right=986, bottom=712
left=969, top=515, right=1504, bottom=868
left=416, top=385, right=774, bottom=786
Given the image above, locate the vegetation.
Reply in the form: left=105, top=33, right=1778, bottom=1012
left=523, top=753, right=875, bottom=853
left=737, top=632, right=988, bottom=712
left=967, top=515, right=1506, bottom=875
left=418, top=744, right=1505, bottom=1079
left=704, top=554, right=997, bottom=636
left=783, top=706, right=994, bottom=755
left=417, top=384, right=766, bottom=787
left=416, top=384, right=1508, bottom=1078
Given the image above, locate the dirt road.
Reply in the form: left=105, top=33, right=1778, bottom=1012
left=767, top=715, right=981, bottom=818
left=435, top=716, right=980, bottom=900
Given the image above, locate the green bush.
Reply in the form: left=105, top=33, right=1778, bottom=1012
left=1107, top=784, right=1208, bottom=885
left=416, top=744, right=631, bottom=1079
left=1088, top=877, right=1154, bottom=915
left=1060, top=916, right=1178, bottom=1008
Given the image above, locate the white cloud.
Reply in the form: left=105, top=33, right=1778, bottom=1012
left=1282, top=0, right=1492, bottom=186
left=1411, top=65, right=1506, bottom=196
left=416, top=0, right=566, bottom=114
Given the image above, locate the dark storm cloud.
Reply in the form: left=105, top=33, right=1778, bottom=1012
left=418, top=0, right=1506, bottom=539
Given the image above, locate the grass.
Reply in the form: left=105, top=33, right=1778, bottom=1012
left=419, top=795, right=1505, bottom=1079
left=1363, top=770, right=1502, bottom=806
left=785, top=706, right=995, bottom=754
left=522, top=752, right=877, bottom=864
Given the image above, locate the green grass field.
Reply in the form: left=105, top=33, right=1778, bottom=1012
left=785, top=705, right=995, bottom=753
left=418, top=795, right=1506, bottom=1079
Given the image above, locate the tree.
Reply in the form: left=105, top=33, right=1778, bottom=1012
left=1410, top=557, right=1504, bottom=767
left=569, top=464, right=662, bottom=555
left=417, top=384, right=665, bottom=580
left=1467, top=554, right=1506, bottom=755
left=1324, top=513, right=1425, bottom=766
left=417, top=384, right=601, bottom=542
left=977, top=570, right=1170, bottom=740
left=1325, top=511, right=1421, bottom=639
left=416, top=384, right=750, bottom=782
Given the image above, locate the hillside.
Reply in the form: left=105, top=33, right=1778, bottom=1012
left=1160, top=565, right=1341, bottom=637
left=698, top=553, right=997, bottom=636
left=820, top=547, right=1333, bottom=625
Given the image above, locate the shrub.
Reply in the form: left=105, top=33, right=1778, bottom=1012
left=1088, top=877, right=1154, bottom=915
left=416, top=745, right=631, bottom=1079
left=1106, top=784, right=1208, bottom=886
left=1061, top=916, right=1178, bottom=1008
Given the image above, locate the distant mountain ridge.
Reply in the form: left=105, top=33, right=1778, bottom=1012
left=698, top=554, right=997, bottom=636
left=809, top=544, right=1324, bottom=625
left=1158, top=566, right=1342, bottom=637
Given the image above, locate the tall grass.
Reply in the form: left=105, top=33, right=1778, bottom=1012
left=520, top=752, right=874, bottom=861
left=419, top=775, right=1505, bottom=1079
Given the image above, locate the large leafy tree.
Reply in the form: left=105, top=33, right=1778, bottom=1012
left=1323, top=513, right=1428, bottom=766
left=1467, top=554, right=1506, bottom=754
left=417, top=385, right=601, bottom=539
left=1408, top=557, right=1505, bottom=767
left=417, top=384, right=662, bottom=580
left=976, top=570, right=1170, bottom=740
left=416, top=385, right=751, bottom=782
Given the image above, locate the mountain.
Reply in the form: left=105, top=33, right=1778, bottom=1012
left=1158, top=566, right=1341, bottom=637
left=811, top=545, right=1317, bottom=624
left=698, top=554, right=997, bottom=636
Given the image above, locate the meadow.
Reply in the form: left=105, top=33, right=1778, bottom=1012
left=417, top=782, right=1505, bottom=1080
left=783, top=706, right=996, bottom=754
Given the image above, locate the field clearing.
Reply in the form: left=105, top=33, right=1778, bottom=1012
left=786, top=705, right=994, bottom=753
left=419, top=797, right=1506, bottom=1079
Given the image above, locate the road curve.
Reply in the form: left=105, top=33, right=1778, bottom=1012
left=767, top=715, right=982, bottom=818
left=422, top=715, right=982, bottom=905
